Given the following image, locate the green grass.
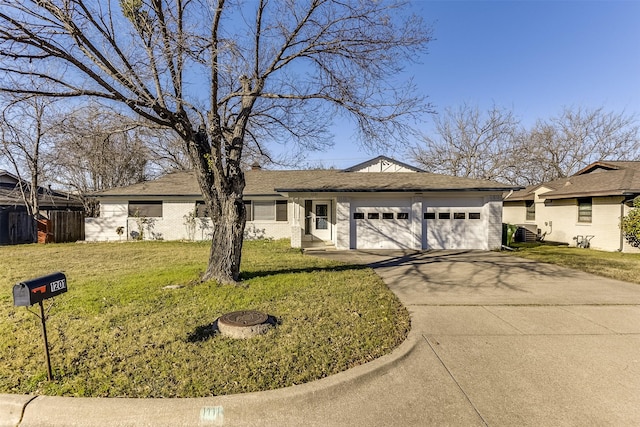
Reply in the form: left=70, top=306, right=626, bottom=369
left=507, top=242, right=640, bottom=285
left=0, top=240, right=409, bottom=397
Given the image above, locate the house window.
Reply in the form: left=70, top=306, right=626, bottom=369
left=424, top=212, right=436, bottom=220
left=276, top=200, right=288, bottom=222
left=250, top=200, right=288, bottom=221
left=438, top=212, right=451, bottom=220
left=469, top=212, right=481, bottom=220
left=244, top=200, right=252, bottom=221
left=578, top=198, right=592, bottom=223
left=453, top=212, right=465, bottom=220
left=353, top=212, right=364, bottom=219
left=397, top=212, right=409, bottom=219
left=128, top=201, right=162, bottom=217
left=526, top=201, right=535, bottom=221
left=382, top=212, right=394, bottom=219
left=253, top=201, right=274, bottom=221
left=196, top=201, right=208, bottom=218
left=368, top=213, right=380, bottom=219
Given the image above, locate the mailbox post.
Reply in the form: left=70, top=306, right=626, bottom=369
left=13, top=272, right=67, bottom=381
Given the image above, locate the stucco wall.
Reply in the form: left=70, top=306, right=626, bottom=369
left=503, top=194, right=637, bottom=252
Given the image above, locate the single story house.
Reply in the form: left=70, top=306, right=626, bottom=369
left=503, top=161, right=640, bottom=252
left=0, top=170, right=85, bottom=245
left=86, top=156, right=518, bottom=250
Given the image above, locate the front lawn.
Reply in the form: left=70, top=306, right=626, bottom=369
left=0, top=239, right=409, bottom=397
left=507, top=243, right=640, bottom=285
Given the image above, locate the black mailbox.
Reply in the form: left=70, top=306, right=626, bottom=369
left=13, top=272, right=67, bottom=307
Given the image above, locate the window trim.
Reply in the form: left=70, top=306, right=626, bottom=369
left=246, top=199, right=288, bottom=222
left=577, top=198, right=592, bottom=223
left=525, top=200, right=535, bottom=221
left=128, top=201, right=163, bottom=218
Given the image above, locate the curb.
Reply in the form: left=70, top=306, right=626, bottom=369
left=0, top=325, right=420, bottom=427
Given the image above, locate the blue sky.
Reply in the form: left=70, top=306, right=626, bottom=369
left=300, top=0, right=640, bottom=169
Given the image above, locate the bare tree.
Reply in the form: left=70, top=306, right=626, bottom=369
left=0, top=95, right=59, bottom=240
left=412, top=103, right=521, bottom=182
left=0, top=0, right=432, bottom=283
left=51, top=105, right=152, bottom=215
left=517, top=106, right=640, bottom=183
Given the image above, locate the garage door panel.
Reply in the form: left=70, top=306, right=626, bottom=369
left=352, top=199, right=413, bottom=249
left=424, top=209, right=487, bottom=250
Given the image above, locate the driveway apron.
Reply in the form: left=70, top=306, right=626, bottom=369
left=330, top=250, right=640, bottom=426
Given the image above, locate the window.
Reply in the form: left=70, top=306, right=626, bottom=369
left=397, top=212, right=409, bottom=219
left=438, top=212, right=451, bottom=220
left=276, top=200, right=288, bottom=222
left=424, top=212, right=436, bottom=220
left=526, top=200, right=535, bottom=221
left=453, top=212, right=465, bottom=220
left=382, top=213, right=394, bottom=219
left=253, top=201, right=274, bottom=221
left=368, top=212, right=380, bottom=219
left=249, top=200, right=288, bottom=221
left=128, top=201, right=162, bottom=217
left=244, top=200, right=252, bottom=221
left=469, top=212, right=481, bottom=220
left=196, top=201, right=208, bottom=218
left=353, top=212, right=364, bottom=219
left=315, top=204, right=328, bottom=229
left=578, top=198, right=592, bottom=223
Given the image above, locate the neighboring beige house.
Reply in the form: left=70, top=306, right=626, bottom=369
left=86, top=156, right=517, bottom=250
left=503, top=161, right=640, bottom=252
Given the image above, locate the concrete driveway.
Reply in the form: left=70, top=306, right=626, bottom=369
left=4, top=250, right=640, bottom=426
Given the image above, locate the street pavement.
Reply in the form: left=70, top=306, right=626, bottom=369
left=2, top=250, right=640, bottom=426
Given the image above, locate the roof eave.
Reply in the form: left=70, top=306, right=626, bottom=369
left=275, top=187, right=516, bottom=193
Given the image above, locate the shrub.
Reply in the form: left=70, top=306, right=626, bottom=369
left=621, top=198, right=640, bottom=247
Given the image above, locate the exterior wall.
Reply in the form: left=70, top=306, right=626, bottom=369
left=336, top=196, right=351, bottom=250
left=503, top=201, right=527, bottom=224
left=503, top=194, right=637, bottom=252
left=485, top=197, right=504, bottom=250
left=86, top=190, right=506, bottom=251
left=84, top=199, right=128, bottom=241
left=85, top=198, right=294, bottom=242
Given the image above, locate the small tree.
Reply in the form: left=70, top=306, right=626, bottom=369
left=621, top=198, right=640, bottom=248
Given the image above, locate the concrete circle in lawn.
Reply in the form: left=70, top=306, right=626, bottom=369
left=217, top=310, right=272, bottom=339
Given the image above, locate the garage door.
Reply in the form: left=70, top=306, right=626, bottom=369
left=425, top=210, right=486, bottom=250
left=352, top=203, right=414, bottom=249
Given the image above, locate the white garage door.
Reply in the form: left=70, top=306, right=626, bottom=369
left=425, top=210, right=487, bottom=250
left=352, top=200, right=414, bottom=249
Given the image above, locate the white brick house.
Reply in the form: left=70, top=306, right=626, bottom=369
left=86, top=156, right=516, bottom=250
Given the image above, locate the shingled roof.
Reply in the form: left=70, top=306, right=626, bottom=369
left=95, top=167, right=517, bottom=198
left=504, top=161, right=640, bottom=201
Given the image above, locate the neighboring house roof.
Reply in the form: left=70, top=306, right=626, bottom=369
left=504, top=161, right=640, bottom=202
left=0, top=171, right=83, bottom=209
left=575, top=161, right=640, bottom=175
left=95, top=158, right=518, bottom=198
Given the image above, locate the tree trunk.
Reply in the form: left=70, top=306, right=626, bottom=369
left=201, top=184, right=247, bottom=285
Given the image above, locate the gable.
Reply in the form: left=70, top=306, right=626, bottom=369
left=342, top=156, right=424, bottom=173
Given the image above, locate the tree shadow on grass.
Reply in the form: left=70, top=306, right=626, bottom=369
left=238, top=263, right=368, bottom=281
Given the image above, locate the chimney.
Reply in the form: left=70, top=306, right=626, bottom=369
left=251, top=162, right=262, bottom=171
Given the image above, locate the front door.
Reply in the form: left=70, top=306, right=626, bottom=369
left=311, top=200, right=331, bottom=241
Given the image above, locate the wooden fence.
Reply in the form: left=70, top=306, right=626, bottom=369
left=49, top=211, right=85, bottom=243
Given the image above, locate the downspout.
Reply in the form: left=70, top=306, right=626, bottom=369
left=619, top=200, right=625, bottom=252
